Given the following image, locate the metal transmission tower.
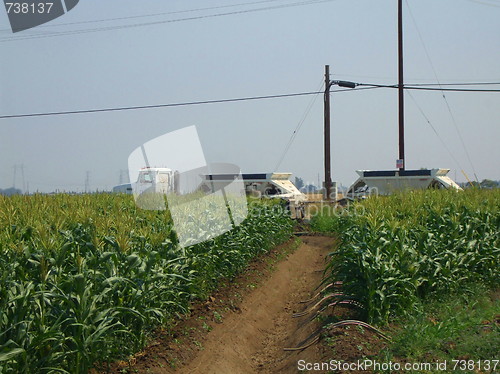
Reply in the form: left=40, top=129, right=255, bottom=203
left=84, top=171, right=90, bottom=193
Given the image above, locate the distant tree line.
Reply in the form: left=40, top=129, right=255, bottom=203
left=459, top=179, right=499, bottom=189
left=294, top=176, right=322, bottom=193
left=0, top=187, right=22, bottom=196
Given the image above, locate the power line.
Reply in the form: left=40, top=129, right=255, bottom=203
left=406, top=90, right=464, bottom=171
left=0, top=0, right=290, bottom=33
left=0, top=91, right=322, bottom=119
left=406, top=0, right=480, bottom=182
left=1, top=84, right=498, bottom=120
left=274, top=79, right=324, bottom=171
left=0, top=0, right=338, bottom=43
left=463, top=0, right=500, bottom=8
left=0, top=86, right=381, bottom=120
left=408, top=82, right=500, bottom=86
left=358, top=84, right=500, bottom=92
left=408, top=86, right=500, bottom=92
left=326, top=72, right=500, bottom=82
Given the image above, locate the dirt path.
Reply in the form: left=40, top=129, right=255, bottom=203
left=177, top=236, right=332, bottom=374
left=104, top=236, right=334, bottom=374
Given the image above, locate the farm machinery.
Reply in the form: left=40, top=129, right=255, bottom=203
left=345, top=168, right=463, bottom=199
left=114, top=168, right=307, bottom=219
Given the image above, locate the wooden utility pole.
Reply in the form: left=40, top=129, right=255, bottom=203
left=323, top=66, right=357, bottom=200
left=398, top=0, right=405, bottom=170
left=324, top=65, right=332, bottom=200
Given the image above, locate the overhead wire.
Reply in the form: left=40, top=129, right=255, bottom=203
left=407, top=82, right=500, bottom=86
left=463, top=0, right=500, bottom=8
left=406, top=90, right=464, bottom=172
left=274, top=79, right=324, bottom=171
left=357, top=83, right=500, bottom=92
left=0, top=0, right=338, bottom=43
left=0, top=86, right=381, bottom=120
left=0, top=0, right=291, bottom=33
left=405, top=0, right=480, bottom=182
left=1, top=84, right=498, bottom=120
left=401, top=86, right=499, bottom=92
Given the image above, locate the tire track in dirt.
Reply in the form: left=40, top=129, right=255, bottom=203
left=177, top=236, right=333, bottom=374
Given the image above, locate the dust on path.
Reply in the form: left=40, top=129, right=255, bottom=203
left=177, top=236, right=333, bottom=374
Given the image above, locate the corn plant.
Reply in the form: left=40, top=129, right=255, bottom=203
left=312, top=189, right=500, bottom=324
left=0, top=194, right=293, bottom=372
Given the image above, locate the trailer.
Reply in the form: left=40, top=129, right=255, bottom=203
left=112, top=183, right=132, bottom=194
left=115, top=169, right=306, bottom=218
left=199, top=172, right=306, bottom=218
left=346, top=168, right=462, bottom=199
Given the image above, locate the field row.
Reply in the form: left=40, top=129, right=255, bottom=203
left=312, top=189, right=499, bottom=323
left=0, top=194, right=293, bottom=373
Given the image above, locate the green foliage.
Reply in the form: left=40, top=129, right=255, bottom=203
left=312, top=189, right=500, bottom=324
left=0, top=194, right=292, bottom=373
left=383, top=284, right=500, bottom=362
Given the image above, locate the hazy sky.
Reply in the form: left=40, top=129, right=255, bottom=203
left=1, top=0, right=499, bottom=193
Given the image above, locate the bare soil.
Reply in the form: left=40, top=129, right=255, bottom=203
left=177, top=236, right=331, bottom=374
left=100, top=236, right=338, bottom=374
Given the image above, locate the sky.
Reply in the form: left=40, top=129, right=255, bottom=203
left=1, top=0, right=499, bottom=193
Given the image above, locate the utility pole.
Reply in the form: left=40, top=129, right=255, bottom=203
left=324, top=65, right=332, bottom=200
left=323, top=65, right=357, bottom=201
left=398, top=0, right=405, bottom=170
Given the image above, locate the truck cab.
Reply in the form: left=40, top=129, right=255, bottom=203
left=135, top=167, right=176, bottom=195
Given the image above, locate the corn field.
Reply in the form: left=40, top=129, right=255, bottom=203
left=312, top=189, right=499, bottom=324
left=0, top=194, right=293, bottom=373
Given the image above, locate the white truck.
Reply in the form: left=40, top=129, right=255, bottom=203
left=112, top=167, right=177, bottom=195
left=199, top=172, right=305, bottom=199
left=114, top=169, right=306, bottom=218
left=133, top=167, right=178, bottom=195
left=346, top=168, right=462, bottom=199
left=198, top=172, right=306, bottom=218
